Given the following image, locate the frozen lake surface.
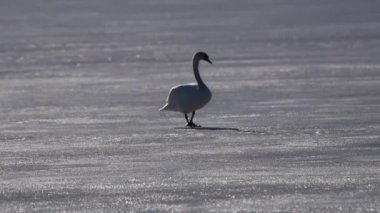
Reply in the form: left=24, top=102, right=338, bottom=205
left=1, top=0, right=380, bottom=212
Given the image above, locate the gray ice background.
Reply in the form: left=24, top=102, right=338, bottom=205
left=1, top=0, right=380, bottom=212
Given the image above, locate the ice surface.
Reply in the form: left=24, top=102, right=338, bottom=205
left=1, top=0, right=379, bottom=212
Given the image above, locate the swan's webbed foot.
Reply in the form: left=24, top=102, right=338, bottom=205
left=184, top=111, right=200, bottom=128
left=186, top=121, right=201, bottom=128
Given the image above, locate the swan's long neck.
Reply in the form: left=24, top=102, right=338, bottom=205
left=192, top=57, right=205, bottom=86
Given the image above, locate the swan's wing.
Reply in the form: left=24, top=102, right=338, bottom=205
left=167, top=84, right=198, bottom=103
left=160, top=84, right=196, bottom=112
left=164, top=83, right=211, bottom=113
left=169, top=84, right=210, bottom=112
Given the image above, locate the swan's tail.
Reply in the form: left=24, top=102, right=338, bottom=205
left=159, top=103, right=170, bottom=111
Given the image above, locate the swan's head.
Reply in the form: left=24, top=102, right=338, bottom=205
left=194, top=51, right=212, bottom=64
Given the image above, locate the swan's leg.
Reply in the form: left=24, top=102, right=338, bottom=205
left=185, top=113, right=191, bottom=127
left=188, top=111, right=200, bottom=127
left=190, top=111, right=195, bottom=121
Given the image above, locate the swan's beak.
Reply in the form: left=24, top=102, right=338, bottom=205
left=205, top=58, right=212, bottom=64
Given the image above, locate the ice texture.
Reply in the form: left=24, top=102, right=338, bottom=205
left=0, top=0, right=379, bottom=212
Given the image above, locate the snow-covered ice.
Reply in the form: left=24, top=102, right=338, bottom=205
left=1, top=0, right=379, bottom=212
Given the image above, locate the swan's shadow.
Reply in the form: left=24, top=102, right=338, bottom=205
left=174, top=126, right=262, bottom=133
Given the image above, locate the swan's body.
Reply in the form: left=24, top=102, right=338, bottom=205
left=160, top=51, right=212, bottom=127
left=161, top=83, right=211, bottom=113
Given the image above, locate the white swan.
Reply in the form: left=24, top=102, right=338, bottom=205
left=160, top=51, right=213, bottom=127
